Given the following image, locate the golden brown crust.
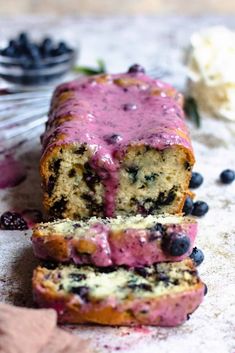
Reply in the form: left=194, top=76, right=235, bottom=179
left=40, top=73, right=195, bottom=219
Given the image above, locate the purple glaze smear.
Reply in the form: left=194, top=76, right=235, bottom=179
left=42, top=73, right=193, bottom=217
left=0, top=155, right=27, bottom=189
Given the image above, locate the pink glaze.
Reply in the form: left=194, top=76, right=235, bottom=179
left=33, top=281, right=205, bottom=326
left=0, top=154, right=26, bottom=188
left=42, top=72, right=193, bottom=217
left=32, top=222, right=197, bottom=267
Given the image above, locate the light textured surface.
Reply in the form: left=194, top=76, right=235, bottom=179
left=0, top=15, right=235, bottom=353
left=1, top=0, right=235, bottom=15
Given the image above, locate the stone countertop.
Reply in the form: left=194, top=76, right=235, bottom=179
left=0, top=15, right=235, bottom=353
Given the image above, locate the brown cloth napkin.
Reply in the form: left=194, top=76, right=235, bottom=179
left=0, top=303, right=92, bottom=353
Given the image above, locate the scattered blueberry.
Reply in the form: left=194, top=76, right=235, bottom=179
left=162, top=232, right=191, bottom=257
left=190, top=247, right=204, bottom=266
left=128, top=64, right=145, bottom=74
left=191, top=201, right=209, bottom=217
left=0, top=211, right=28, bottom=230
left=189, top=172, right=203, bottom=189
left=204, top=284, right=208, bottom=296
left=182, top=196, right=194, bottom=215
left=220, top=169, right=235, bottom=184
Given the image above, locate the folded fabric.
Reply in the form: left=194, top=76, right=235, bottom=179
left=0, top=303, right=91, bottom=353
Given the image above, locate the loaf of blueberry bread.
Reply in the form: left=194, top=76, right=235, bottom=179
left=40, top=65, right=195, bottom=219
left=33, top=258, right=205, bottom=326
left=32, top=214, right=197, bottom=267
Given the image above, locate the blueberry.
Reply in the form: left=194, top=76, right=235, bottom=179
left=54, top=41, right=68, bottom=56
left=0, top=211, right=28, bottom=230
left=128, top=64, right=145, bottom=74
left=182, top=196, right=194, bottom=215
left=18, top=32, right=29, bottom=45
left=191, top=201, right=209, bottom=217
left=135, top=267, right=148, bottom=278
left=21, top=58, right=33, bottom=70
left=97, top=266, right=116, bottom=273
left=123, top=103, right=137, bottom=111
left=70, top=285, right=90, bottom=301
left=162, top=232, right=191, bottom=257
left=69, top=273, right=86, bottom=281
left=150, top=223, right=164, bottom=234
left=2, top=45, right=16, bottom=57
left=204, top=284, right=208, bottom=296
left=9, top=39, right=17, bottom=47
left=41, top=37, right=53, bottom=57
left=189, top=172, right=203, bottom=189
left=126, top=166, right=139, bottom=183
left=220, top=169, right=235, bottom=184
left=104, top=134, right=122, bottom=144
left=189, top=247, right=204, bottom=266
left=128, top=283, right=152, bottom=291
left=28, top=44, right=41, bottom=60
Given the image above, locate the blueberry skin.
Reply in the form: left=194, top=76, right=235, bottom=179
left=191, top=201, right=209, bottom=217
left=128, top=64, right=145, bottom=74
left=182, top=196, right=194, bottom=215
left=189, top=172, right=203, bottom=189
left=18, top=32, right=29, bottom=45
left=162, top=232, right=191, bottom=257
left=220, top=169, right=235, bottom=184
left=2, top=45, right=16, bottom=57
left=190, top=247, right=204, bottom=266
left=0, top=211, right=28, bottom=230
left=40, top=37, right=53, bottom=57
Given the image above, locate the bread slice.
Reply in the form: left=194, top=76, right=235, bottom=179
left=40, top=72, right=194, bottom=219
left=32, top=214, right=197, bottom=267
left=32, top=258, right=205, bottom=326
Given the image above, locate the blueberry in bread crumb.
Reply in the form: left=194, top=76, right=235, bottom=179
left=162, top=232, right=190, bottom=256
left=128, top=283, right=152, bottom=291
left=191, top=201, right=209, bottom=217
left=126, top=166, right=139, bottom=184
left=220, top=169, right=235, bottom=184
left=189, top=172, right=203, bottom=189
left=182, top=196, right=194, bottom=215
left=190, top=247, right=204, bottom=266
left=69, top=273, right=86, bottom=281
left=70, top=286, right=90, bottom=301
left=50, top=197, right=67, bottom=218
left=127, top=64, right=145, bottom=74
left=134, top=267, right=149, bottom=278
left=0, top=211, right=28, bottom=230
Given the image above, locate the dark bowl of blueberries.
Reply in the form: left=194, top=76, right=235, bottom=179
left=0, top=32, right=78, bottom=86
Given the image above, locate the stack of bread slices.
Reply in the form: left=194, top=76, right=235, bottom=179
left=32, top=67, right=206, bottom=326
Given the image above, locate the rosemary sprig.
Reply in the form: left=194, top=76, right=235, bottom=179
left=184, top=96, right=201, bottom=128
left=73, top=59, right=107, bottom=76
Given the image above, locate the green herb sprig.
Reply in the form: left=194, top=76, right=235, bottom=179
left=184, top=97, right=201, bottom=128
left=73, top=59, right=107, bottom=76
